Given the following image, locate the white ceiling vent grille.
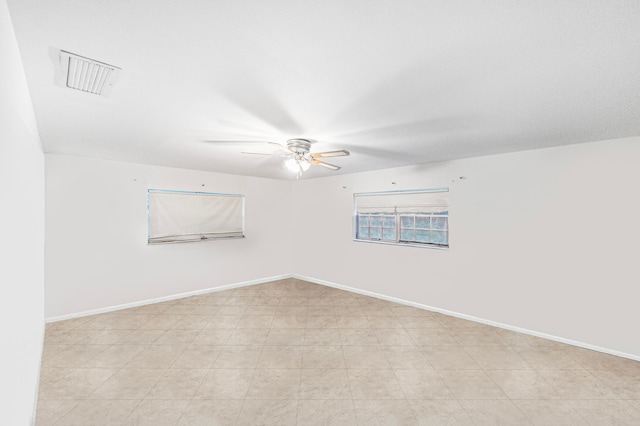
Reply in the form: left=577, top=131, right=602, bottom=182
left=59, top=51, right=121, bottom=96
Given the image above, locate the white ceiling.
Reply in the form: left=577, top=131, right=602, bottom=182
left=7, top=0, right=640, bottom=180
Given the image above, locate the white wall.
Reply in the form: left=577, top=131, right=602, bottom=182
left=45, top=154, right=293, bottom=318
left=0, top=0, right=45, bottom=423
left=292, top=137, right=640, bottom=358
left=44, top=137, right=640, bottom=360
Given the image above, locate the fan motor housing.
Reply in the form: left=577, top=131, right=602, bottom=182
left=286, top=138, right=311, bottom=155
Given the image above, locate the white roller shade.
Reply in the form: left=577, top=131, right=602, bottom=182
left=148, top=190, right=244, bottom=243
left=355, top=189, right=448, bottom=214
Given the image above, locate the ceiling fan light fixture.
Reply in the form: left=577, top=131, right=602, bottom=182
left=285, top=158, right=310, bottom=173
left=285, top=158, right=300, bottom=173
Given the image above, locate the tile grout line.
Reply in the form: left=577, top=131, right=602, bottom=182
left=229, top=293, right=269, bottom=425
left=36, top=278, right=640, bottom=425
left=392, top=302, right=457, bottom=425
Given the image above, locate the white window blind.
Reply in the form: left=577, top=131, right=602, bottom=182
left=355, top=189, right=448, bottom=214
left=148, top=190, right=244, bottom=244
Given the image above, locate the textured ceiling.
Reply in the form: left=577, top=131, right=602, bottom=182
left=7, top=0, right=640, bottom=180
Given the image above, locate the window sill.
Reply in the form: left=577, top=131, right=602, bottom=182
left=353, top=238, right=449, bottom=251
left=147, top=235, right=245, bottom=245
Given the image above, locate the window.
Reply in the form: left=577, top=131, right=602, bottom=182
left=354, top=189, right=449, bottom=248
left=147, top=189, right=244, bottom=244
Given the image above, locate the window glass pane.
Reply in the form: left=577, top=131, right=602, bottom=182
left=432, top=217, right=448, bottom=230
left=415, top=229, right=431, bottom=242
left=400, top=216, right=414, bottom=228
left=354, top=191, right=449, bottom=248
left=415, top=216, right=430, bottom=229
left=369, top=215, right=382, bottom=227
left=358, top=227, right=369, bottom=238
left=400, top=229, right=414, bottom=240
left=369, top=227, right=382, bottom=239
left=382, top=216, right=395, bottom=228
left=382, top=228, right=396, bottom=240
left=432, top=230, right=448, bottom=244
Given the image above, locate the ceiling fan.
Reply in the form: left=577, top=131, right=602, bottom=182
left=240, top=138, right=350, bottom=175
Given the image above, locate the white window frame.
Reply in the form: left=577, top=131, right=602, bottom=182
left=353, top=188, right=449, bottom=249
left=147, top=189, right=245, bottom=244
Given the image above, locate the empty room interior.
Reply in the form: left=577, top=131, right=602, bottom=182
left=2, top=0, right=640, bottom=425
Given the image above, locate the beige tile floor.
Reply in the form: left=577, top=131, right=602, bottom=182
left=36, top=278, right=640, bottom=425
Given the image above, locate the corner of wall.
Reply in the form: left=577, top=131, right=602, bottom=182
left=1, top=0, right=46, bottom=423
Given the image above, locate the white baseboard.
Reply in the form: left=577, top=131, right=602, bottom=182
left=44, top=272, right=640, bottom=362
left=294, top=274, right=640, bottom=363
left=45, top=274, right=292, bottom=323
left=30, top=322, right=45, bottom=426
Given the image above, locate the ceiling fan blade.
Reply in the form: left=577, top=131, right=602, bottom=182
left=268, top=142, right=292, bottom=153
left=203, top=140, right=269, bottom=145
left=310, top=159, right=341, bottom=170
left=241, top=151, right=288, bottom=156
left=310, top=150, right=350, bottom=159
